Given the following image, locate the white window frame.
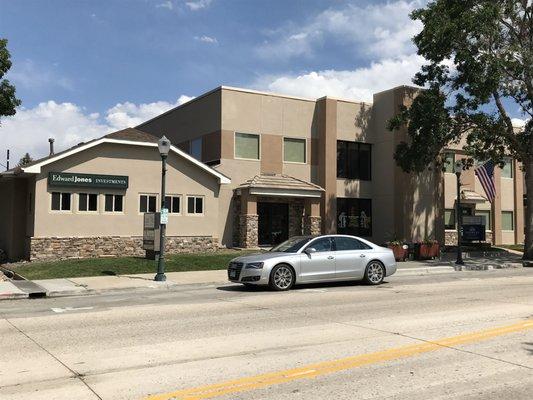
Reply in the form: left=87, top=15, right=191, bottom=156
left=139, top=193, right=158, bottom=214
left=103, top=194, right=125, bottom=214
left=283, top=136, right=307, bottom=164
left=165, top=194, right=182, bottom=215
left=186, top=195, right=205, bottom=216
left=50, top=192, right=72, bottom=213
left=234, top=132, right=261, bottom=161
left=78, top=192, right=99, bottom=213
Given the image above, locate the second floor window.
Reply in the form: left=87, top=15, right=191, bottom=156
left=337, top=141, right=371, bottom=180
left=235, top=132, right=259, bottom=160
left=283, top=137, right=306, bottom=163
left=501, top=157, right=513, bottom=178
left=139, top=194, right=157, bottom=213
left=443, top=152, right=455, bottom=173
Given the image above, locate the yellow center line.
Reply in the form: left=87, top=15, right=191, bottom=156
left=145, top=319, right=533, bottom=400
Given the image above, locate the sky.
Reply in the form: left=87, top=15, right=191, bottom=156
left=0, top=0, right=529, bottom=165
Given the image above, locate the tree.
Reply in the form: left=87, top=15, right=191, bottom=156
left=0, top=38, right=21, bottom=123
left=17, top=153, right=33, bottom=167
left=388, top=1, right=533, bottom=259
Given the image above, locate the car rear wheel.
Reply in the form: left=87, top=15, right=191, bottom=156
left=364, top=261, right=385, bottom=285
left=269, top=264, right=295, bottom=291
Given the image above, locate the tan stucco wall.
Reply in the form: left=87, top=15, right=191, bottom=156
left=32, top=143, right=222, bottom=239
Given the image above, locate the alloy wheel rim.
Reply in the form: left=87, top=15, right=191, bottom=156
left=368, top=263, right=384, bottom=283
left=274, top=266, right=293, bottom=289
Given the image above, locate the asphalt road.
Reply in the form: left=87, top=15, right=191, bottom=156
left=1, top=269, right=532, bottom=400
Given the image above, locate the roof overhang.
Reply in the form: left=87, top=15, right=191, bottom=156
left=20, top=138, right=230, bottom=184
left=457, top=189, right=487, bottom=204
left=246, top=187, right=323, bottom=198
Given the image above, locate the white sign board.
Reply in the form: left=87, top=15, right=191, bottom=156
left=160, top=208, right=169, bottom=225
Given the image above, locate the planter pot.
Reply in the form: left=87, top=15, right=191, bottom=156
left=388, top=245, right=408, bottom=262
left=415, top=243, right=440, bottom=260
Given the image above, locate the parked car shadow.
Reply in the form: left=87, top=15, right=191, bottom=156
left=216, top=279, right=384, bottom=292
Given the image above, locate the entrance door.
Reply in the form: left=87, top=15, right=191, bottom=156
left=258, top=202, right=289, bottom=245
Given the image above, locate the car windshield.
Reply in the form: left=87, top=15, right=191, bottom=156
left=270, top=236, right=313, bottom=253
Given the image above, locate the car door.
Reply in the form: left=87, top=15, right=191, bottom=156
left=298, top=237, right=336, bottom=282
left=334, top=236, right=372, bottom=279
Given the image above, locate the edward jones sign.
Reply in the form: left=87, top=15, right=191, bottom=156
left=48, top=172, right=129, bottom=189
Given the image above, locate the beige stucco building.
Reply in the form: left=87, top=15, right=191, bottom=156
left=0, top=85, right=524, bottom=262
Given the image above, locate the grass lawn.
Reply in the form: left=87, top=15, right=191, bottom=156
left=9, top=249, right=258, bottom=280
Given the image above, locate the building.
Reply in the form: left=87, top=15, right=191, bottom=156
left=0, top=85, right=524, bottom=262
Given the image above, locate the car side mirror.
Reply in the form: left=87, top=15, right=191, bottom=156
left=305, top=247, right=317, bottom=255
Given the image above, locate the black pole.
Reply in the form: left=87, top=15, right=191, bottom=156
left=7, top=149, right=10, bottom=171
left=154, top=154, right=167, bottom=281
left=455, top=170, right=464, bottom=265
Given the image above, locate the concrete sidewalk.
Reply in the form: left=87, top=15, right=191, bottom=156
left=0, top=257, right=525, bottom=300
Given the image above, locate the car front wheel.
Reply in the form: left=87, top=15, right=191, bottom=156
left=269, top=264, right=295, bottom=291
left=364, top=261, right=385, bottom=285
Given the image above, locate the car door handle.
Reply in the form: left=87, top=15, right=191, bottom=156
left=359, top=254, right=366, bottom=258
left=327, top=256, right=334, bottom=260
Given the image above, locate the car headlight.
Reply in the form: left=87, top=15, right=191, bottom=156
left=245, top=262, right=264, bottom=269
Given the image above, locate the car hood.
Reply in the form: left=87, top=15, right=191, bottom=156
left=230, top=252, right=293, bottom=264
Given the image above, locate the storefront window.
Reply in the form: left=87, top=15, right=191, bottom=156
left=187, top=196, right=204, bottom=214
left=105, top=194, right=123, bottom=212
left=51, top=192, right=71, bottom=211
left=165, top=195, right=181, bottom=214
left=235, top=133, right=260, bottom=160
left=336, top=198, right=372, bottom=237
left=502, top=211, right=514, bottom=230
left=283, top=138, right=306, bottom=163
left=79, top=193, right=98, bottom=212
left=139, top=194, right=157, bottom=213
left=337, top=141, right=371, bottom=180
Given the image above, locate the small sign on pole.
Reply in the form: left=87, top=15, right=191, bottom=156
left=160, top=208, right=169, bottom=225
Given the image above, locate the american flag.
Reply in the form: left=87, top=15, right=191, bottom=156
left=475, top=160, right=496, bottom=202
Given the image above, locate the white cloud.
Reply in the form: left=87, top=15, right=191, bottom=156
left=512, top=118, right=529, bottom=128
left=257, top=1, right=423, bottom=60
left=194, top=35, right=218, bottom=44
left=185, top=0, right=211, bottom=11
left=0, top=95, right=194, bottom=166
left=255, top=55, right=425, bottom=102
left=8, top=59, right=74, bottom=91
left=156, top=1, right=173, bottom=10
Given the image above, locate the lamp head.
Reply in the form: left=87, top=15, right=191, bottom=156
left=158, top=135, right=171, bottom=156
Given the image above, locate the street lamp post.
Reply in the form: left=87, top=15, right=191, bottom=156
left=454, top=160, right=464, bottom=265
left=155, top=135, right=171, bottom=282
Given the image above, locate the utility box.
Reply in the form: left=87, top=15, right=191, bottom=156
left=143, top=212, right=160, bottom=259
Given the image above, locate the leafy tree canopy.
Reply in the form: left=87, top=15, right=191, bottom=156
left=0, top=38, right=21, bottom=123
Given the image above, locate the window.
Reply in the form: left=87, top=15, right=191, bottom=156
left=337, top=141, right=371, bottom=180
left=475, top=210, right=491, bottom=230
left=79, top=193, right=98, bottom=212
left=191, top=137, right=202, bottom=160
left=139, top=194, right=157, bottom=213
left=164, top=195, right=181, bottom=214
left=501, top=157, right=513, bottom=178
left=283, top=137, right=306, bottom=163
left=337, top=198, right=372, bottom=237
left=502, top=211, right=514, bottom=230
left=105, top=194, right=123, bottom=212
left=334, top=237, right=371, bottom=251
left=235, top=132, right=260, bottom=160
left=51, top=192, right=71, bottom=211
left=444, top=209, right=455, bottom=229
left=307, top=237, right=333, bottom=253
left=443, top=152, right=455, bottom=173
left=187, top=196, right=204, bottom=214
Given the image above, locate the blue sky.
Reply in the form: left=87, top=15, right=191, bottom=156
left=0, top=0, right=528, bottom=163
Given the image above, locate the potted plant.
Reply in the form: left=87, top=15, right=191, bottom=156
left=386, top=240, right=409, bottom=262
left=415, top=238, right=440, bottom=260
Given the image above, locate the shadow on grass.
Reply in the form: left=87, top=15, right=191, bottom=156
left=101, top=270, right=117, bottom=276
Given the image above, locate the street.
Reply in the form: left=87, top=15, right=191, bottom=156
left=1, top=269, right=532, bottom=400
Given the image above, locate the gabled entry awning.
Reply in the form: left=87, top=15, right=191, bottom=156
left=457, top=189, right=488, bottom=204
left=236, top=174, right=324, bottom=198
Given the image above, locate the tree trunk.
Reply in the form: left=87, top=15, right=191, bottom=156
left=523, top=157, right=533, bottom=261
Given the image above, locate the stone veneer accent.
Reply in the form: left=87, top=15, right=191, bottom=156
left=444, top=230, right=493, bottom=246
left=288, top=201, right=304, bottom=237
left=239, top=214, right=258, bottom=248
left=304, top=216, right=322, bottom=236
left=29, top=236, right=220, bottom=261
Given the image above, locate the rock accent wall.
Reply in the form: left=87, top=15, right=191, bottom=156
left=444, top=230, right=493, bottom=246
left=304, top=216, right=322, bottom=236
left=288, top=201, right=304, bottom=237
left=29, top=236, right=220, bottom=261
left=239, top=214, right=258, bottom=248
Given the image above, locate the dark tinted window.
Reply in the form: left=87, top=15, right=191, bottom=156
left=188, top=197, right=195, bottom=213
left=114, top=195, right=123, bottom=212
left=172, top=197, right=180, bottom=213
left=337, top=198, right=372, bottom=237
left=51, top=192, right=60, bottom=210
left=337, top=141, right=371, bottom=180
left=61, top=193, right=71, bottom=210
left=148, top=195, right=156, bottom=212
left=88, top=194, right=98, bottom=211
left=79, top=193, right=88, bottom=211
left=307, top=237, right=333, bottom=252
left=335, top=237, right=371, bottom=251
left=195, top=197, right=203, bottom=213
left=140, top=195, right=147, bottom=213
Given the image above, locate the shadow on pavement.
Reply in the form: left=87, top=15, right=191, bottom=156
left=216, top=279, right=384, bottom=293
